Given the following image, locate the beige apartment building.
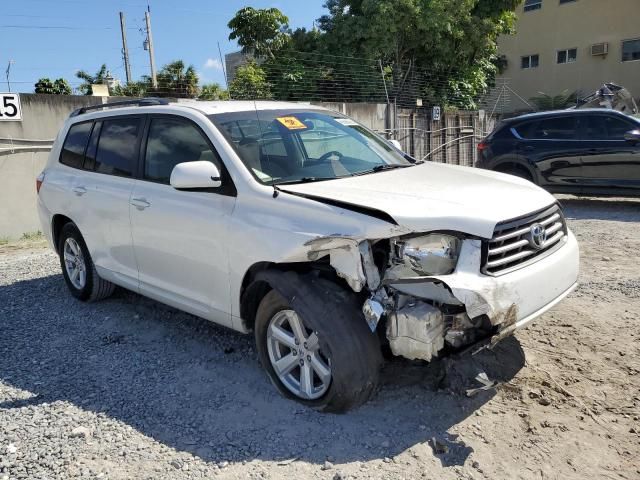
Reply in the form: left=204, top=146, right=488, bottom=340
left=496, top=0, right=640, bottom=112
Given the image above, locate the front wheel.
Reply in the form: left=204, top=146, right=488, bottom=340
left=254, top=273, right=382, bottom=413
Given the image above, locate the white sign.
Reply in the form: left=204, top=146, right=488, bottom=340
left=0, top=93, right=22, bottom=121
left=432, top=106, right=441, bottom=121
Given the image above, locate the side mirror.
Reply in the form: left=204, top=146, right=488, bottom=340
left=389, top=139, right=402, bottom=151
left=624, top=129, right=640, bottom=143
left=170, top=161, right=222, bottom=190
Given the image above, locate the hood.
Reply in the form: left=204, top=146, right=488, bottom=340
left=279, top=162, right=556, bottom=239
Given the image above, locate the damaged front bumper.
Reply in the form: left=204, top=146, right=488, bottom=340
left=376, top=231, right=580, bottom=361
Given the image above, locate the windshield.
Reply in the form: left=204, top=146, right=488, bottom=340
left=209, top=109, right=412, bottom=185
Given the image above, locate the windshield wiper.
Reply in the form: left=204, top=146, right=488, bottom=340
left=353, top=163, right=413, bottom=176
left=274, top=176, right=336, bottom=186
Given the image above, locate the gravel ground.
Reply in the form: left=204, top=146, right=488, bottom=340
left=1, top=195, right=639, bottom=480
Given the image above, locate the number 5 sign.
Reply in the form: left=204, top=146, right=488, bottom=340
left=0, top=93, right=22, bottom=121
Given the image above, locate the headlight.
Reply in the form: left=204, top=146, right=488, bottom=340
left=395, top=234, right=461, bottom=275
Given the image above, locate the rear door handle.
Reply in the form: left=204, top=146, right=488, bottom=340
left=523, top=146, right=535, bottom=152
left=130, top=197, right=151, bottom=210
left=72, top=186, right=87, bottom=196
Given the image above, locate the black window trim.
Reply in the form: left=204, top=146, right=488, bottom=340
left=139, top=113, right=237, bottom=197
left=58, top=119, right=94, bottom=170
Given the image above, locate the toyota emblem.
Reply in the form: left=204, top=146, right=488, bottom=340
left=528, top=223, right=547, bottom=250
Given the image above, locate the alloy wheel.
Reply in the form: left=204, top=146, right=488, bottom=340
left=266, top=309, right=332, bottom=400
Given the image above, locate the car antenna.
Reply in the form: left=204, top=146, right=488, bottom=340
left=251, top=98, right=280, bottom=198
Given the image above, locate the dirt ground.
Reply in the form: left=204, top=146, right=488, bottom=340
left=0, top=195, right=639, bottom=480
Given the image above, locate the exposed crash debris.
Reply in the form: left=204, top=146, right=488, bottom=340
left=465, top=372, right=497, bottom=397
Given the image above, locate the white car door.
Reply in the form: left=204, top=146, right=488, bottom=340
left=75, top=116, right=143, bottom=290
left=129, top=115, right=236, bottom=327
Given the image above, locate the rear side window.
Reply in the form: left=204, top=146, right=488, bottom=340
left=144, top=117, right=221, bottom=184
left=585, top=115, right=634, bottom=140
left=60, top=122, right=92, bottom=168
left=94, top=117, right=141, bottom=177
left=518, top=116, right=578, bottom=140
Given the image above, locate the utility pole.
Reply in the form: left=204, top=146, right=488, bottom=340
left=119, top=12, right=132, bottom=84
left=5, top=60, right=14, bottom=92
left=144, top=8, right=158, bottom=89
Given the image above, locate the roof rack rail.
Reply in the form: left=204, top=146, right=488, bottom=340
left=69, top=97, right=170, bottom=117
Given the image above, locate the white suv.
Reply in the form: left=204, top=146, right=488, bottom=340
left=37, top=99, right=579, bottom=412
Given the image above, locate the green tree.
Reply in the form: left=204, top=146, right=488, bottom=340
left=75, top=64, right=109, bottom=95
left=111, top=81, right=149, bottom=97
left=199, top=83, right=229, bottom=100
left=151, top=60, right=199, bottom=98
left=228, top=7, right=290, bottom=59
left=229, top=61, right=272, bottom=99
left=529, top=90, right=578, bottom=111
left=316, top=0, right=520, bottom=108
left=34, top=77, right=72, bottom=95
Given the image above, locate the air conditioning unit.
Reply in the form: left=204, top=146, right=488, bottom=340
left=591, top=43, right=609, bottom=56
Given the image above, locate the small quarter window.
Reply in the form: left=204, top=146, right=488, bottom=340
left=60, top=122, right=92, bottom=169
left=94, top=117, right=141, bottom=177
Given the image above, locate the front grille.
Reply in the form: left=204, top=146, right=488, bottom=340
left=483, top=204, right=568, bottom=276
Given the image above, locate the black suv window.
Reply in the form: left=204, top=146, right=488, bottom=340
left=144, top=117, right=222, bottom=184
left=533, top=116, right=578, bottom=140
left=60, top=122, right=92, bottom=169
left=94, top=117, right=141, bottom=177
left=585, top=115, right=634, bottom=140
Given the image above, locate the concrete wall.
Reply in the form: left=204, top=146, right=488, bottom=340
left=0, top=94, right=124, bottom=239
left=497, top=0, right=640, bottom=111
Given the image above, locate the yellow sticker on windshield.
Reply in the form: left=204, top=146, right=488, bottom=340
left=275, top=116, right=307, bottom=130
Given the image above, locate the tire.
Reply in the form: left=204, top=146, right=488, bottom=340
left=58, top=223, right=115, bottom=302
left=254, top=272, right=382, bottom=413
left=496, top=165, right=534, bottom=183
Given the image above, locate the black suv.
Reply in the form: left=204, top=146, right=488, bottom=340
left=477, top=109, right=640, bottom=196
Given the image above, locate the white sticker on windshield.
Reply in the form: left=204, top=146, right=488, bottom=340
left=335, top=118, right=358, bottom=126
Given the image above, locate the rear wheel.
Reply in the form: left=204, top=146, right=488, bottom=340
left=58, top=223, right=115, bottom=302
left=254, top=274, right=382, bottom=412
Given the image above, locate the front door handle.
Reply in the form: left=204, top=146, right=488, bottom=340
left=72, top=186, right=87, bottom=196
left=130, top=197, right=151, bottom=210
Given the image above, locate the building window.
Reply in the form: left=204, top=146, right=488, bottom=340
left=557, top=48, right=577, bottom=64
left=622, top=39, right=640, bottom=62
left=524, top=0, right=542, bottom=11
left=559, top=0, right=576, bottom=4
left=521, top=54, right=540, bottom=69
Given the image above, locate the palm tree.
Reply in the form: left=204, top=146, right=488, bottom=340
left=529, top=90, right=578, bottom=111
left=75, top=64, right=109, bottom=95
left=153, top=61, right=199, bottom=98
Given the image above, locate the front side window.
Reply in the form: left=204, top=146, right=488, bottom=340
left=210, top=110, right=411, bottom=185
left=94, top=117, right=141, bottom=177
left=521, top=54, right=539, bottom=69
left=586, top=115, right=635, bottom=140
left=557, top=48, right=577, bottom=64
left=144, top=117, right=221, bottom=184
left=622, top=39, right=640, bottom=62
left=524, top=0, right=542, bottom=11
left=60, top=121, right=92, bottom=169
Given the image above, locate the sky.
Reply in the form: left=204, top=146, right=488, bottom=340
left=1, top=0, right=328, bottom=93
